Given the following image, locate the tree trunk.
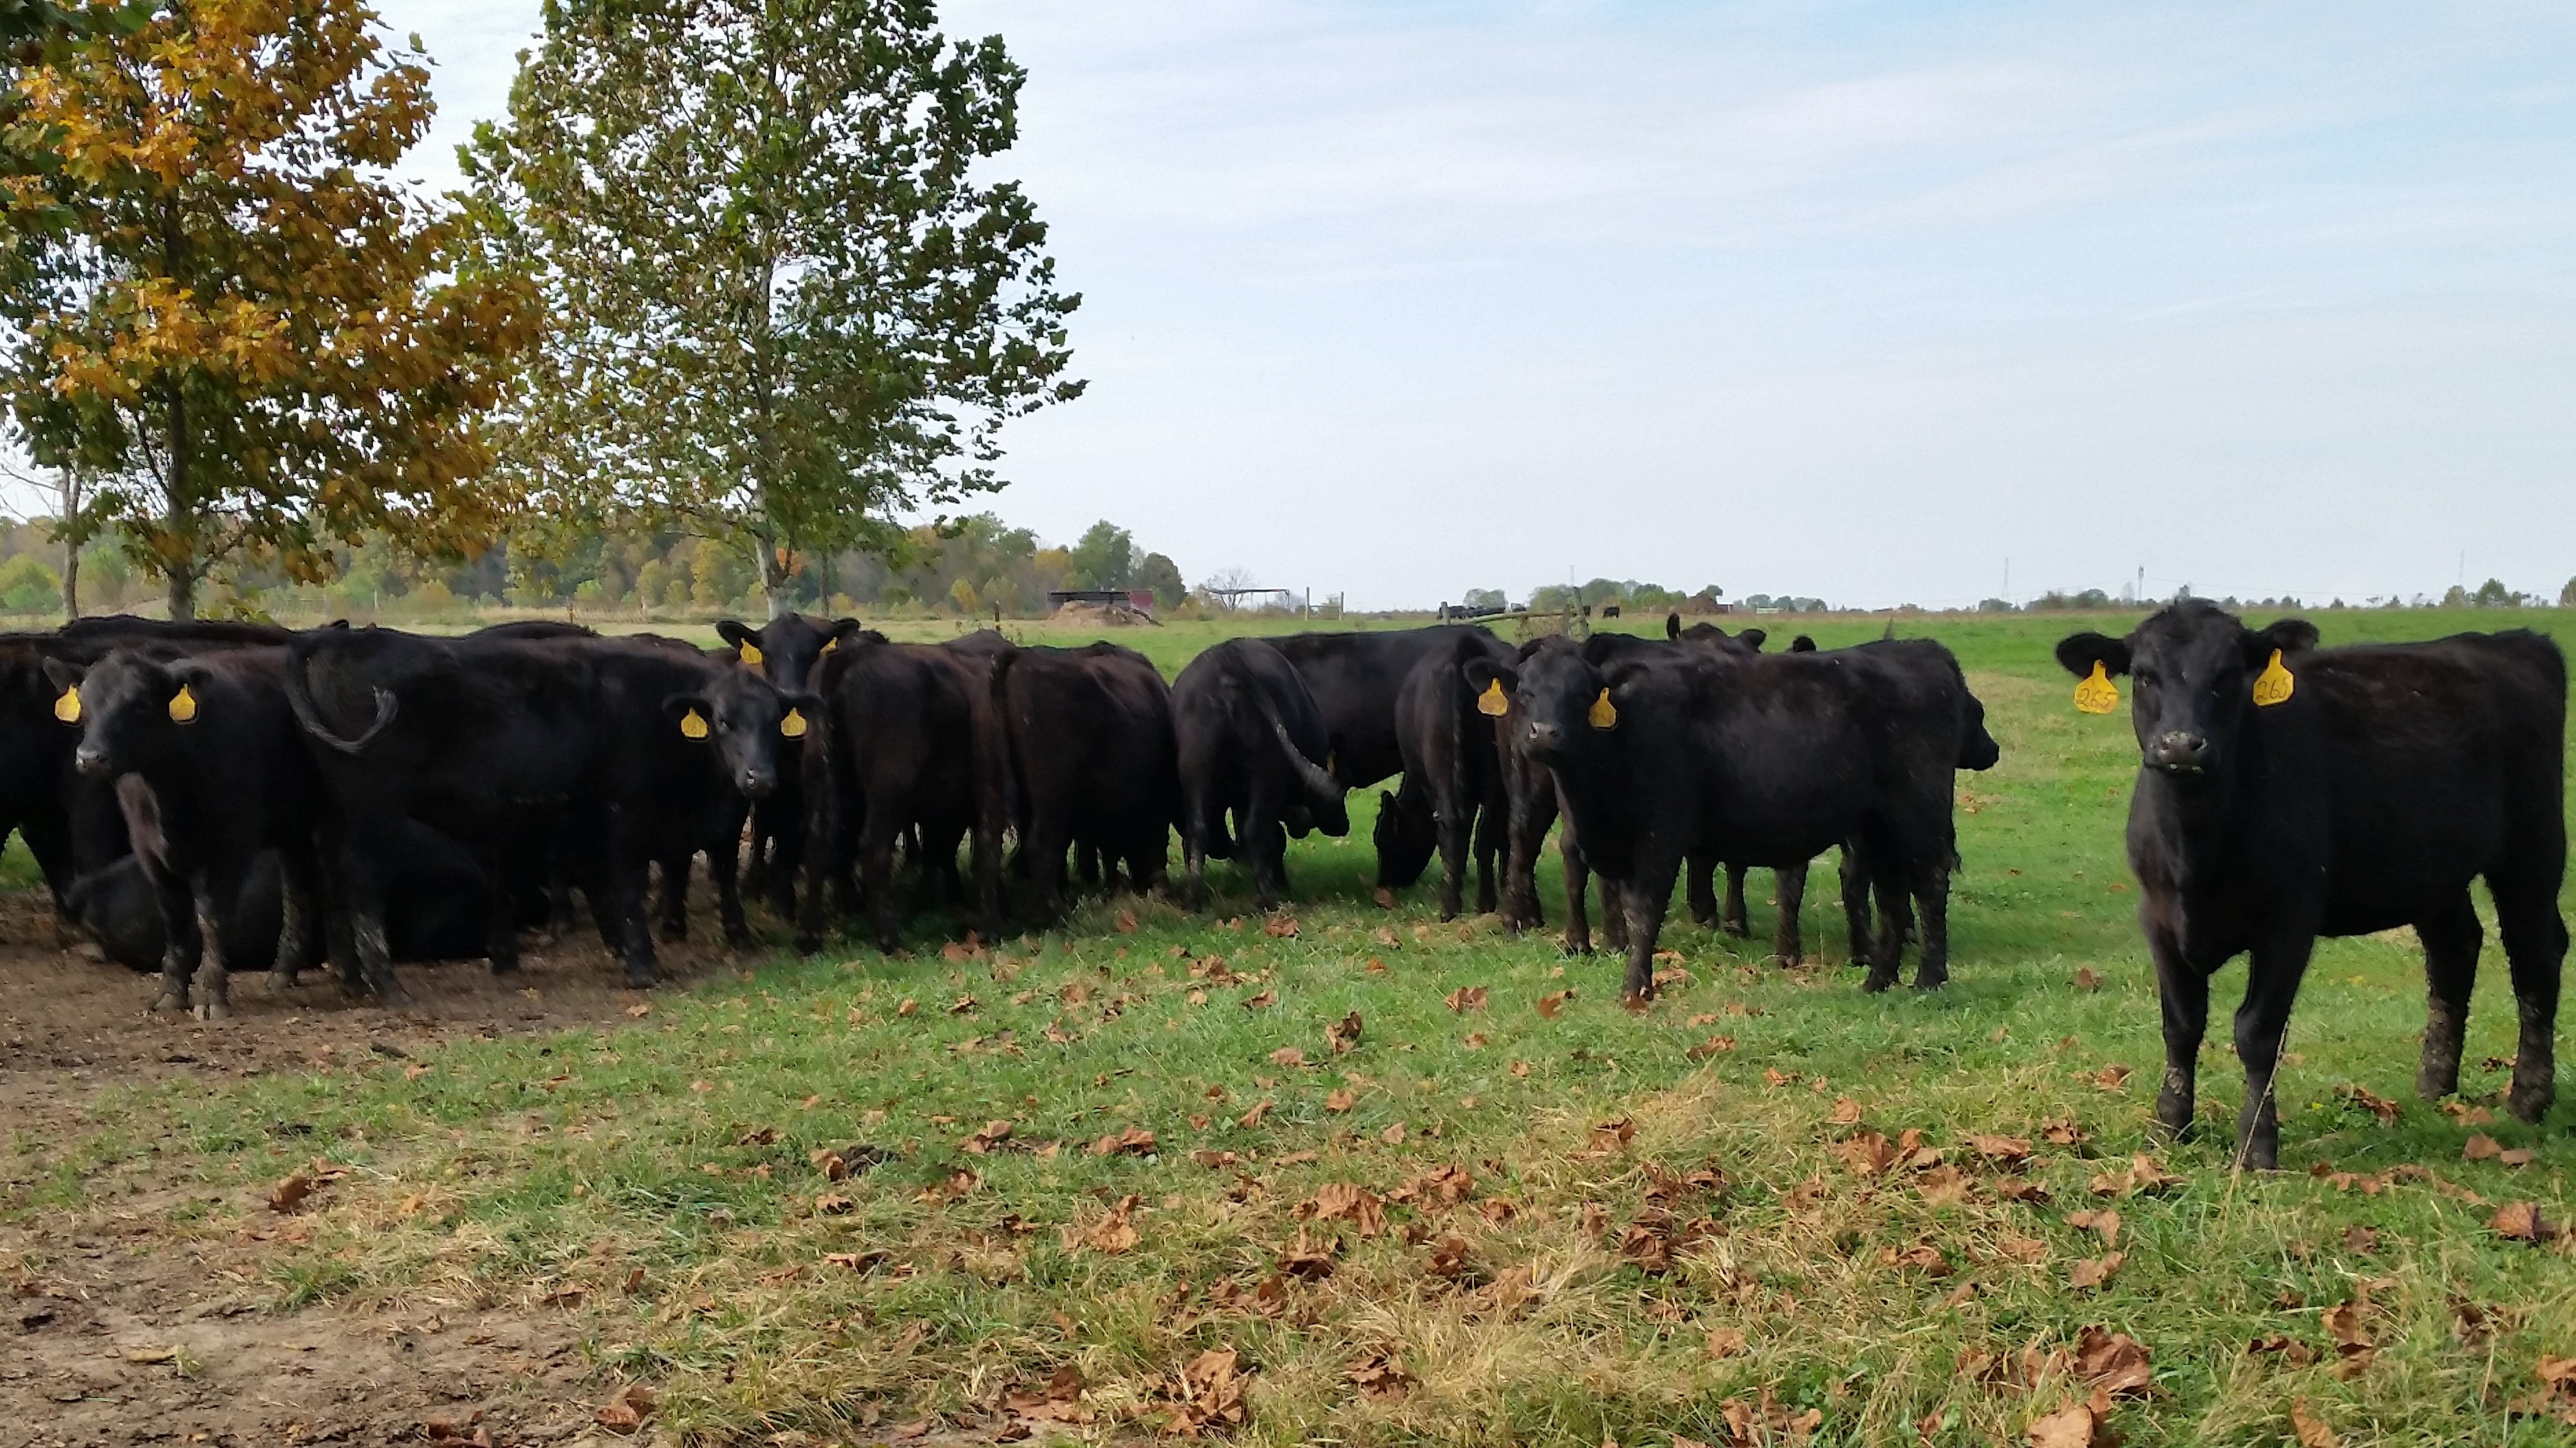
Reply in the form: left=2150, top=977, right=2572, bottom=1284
left=61, top=541, right=78, bottom=621
left=759, top=537, right=791, bottom=620
left=166, top=568, right=195, bottom=623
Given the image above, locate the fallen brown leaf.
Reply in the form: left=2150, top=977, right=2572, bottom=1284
left=1446, top=986, right=1488, bottom=1013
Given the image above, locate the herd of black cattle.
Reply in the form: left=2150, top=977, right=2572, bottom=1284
left=1, top=601, right=2564, bottom=1167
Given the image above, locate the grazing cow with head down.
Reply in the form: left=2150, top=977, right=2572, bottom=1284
left=43, top=647, right=327, bottom=1017
left=1173, top=638, right=1349, bottom=910
left=2057, top=601, right=2566, bottom=1169
left=1268, top=625, right=1502, bottom=876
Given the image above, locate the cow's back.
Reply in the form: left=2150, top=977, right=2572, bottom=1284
left=2292, top=631, right=2566, bottom=929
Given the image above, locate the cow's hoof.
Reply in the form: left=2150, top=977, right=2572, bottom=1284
left=624, top=973, right=658, bottom=991
left=793, top=935, right=823, bottom=956
left=151, top=990, right=186, bottom=1013
left=2509, top=1079, right=2555, bottom=1124
left=193, top=997, right=230, bottom=1022
left=1859, top=971, right=1896, bottom=994
left=1912, top=969, right=1949, bottom=992
left=267, top=969, right=299, bottom=993
left=724, top=929, right=756, bottom=951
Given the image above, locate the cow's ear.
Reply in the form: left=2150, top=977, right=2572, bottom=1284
left=2246, top=618, right=2319, bottom=662
left=41, top=658, right=86, bottom=692
left=1665, top=613, right=1681, bottom=640
left=1789, top=635, right=1816, bottom=653
left=1461, top=656, right=1516, bottom=694
left=826, top=617, right=866, bottom=642
left=1738, top=628, right=1767, bottom=651
left=662, top=693, right=714, bottom=739
left=2055, top=631, right=2132, bottom=678
left=715, top=620, right=757, bottom=651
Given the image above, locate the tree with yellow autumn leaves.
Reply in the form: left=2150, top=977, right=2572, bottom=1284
left=2, top=0, right=532, bottom=618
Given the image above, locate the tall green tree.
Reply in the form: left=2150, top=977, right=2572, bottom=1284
left=1065, top=519, right=1134, bottom=591
left=470, top=0, right=1082, bottom=618
left=2, top=0, right=535, bottom=618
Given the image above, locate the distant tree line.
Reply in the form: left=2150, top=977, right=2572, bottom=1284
left=0, top=511, right=1204, bottom=621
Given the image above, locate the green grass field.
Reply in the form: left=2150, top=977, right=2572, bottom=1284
left=12, top=607, right=2576, bottom=1446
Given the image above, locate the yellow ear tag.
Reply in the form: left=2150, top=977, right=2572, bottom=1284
left=779, top=707, right=808, bottom=739
left=1476, top=678, right=1508, bottom=717
left=52, top=685, right=80, bottom=723
left=819, top=637, right=836, bottom=653
left=2073, top=661, right=2120, bottom=715
left=167, top=685, right=197, bottom=724
left=2252, top=649, right=2295, bottom=708
left=1588, top=689, right=1617, bottom=730
left=738, top=641, right=764, bottom=667
left=680, top=708, right=710, bottom=739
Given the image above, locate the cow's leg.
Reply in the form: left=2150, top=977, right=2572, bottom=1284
left=863, top=819, right=905, bottom=953
left=1908, top=858, right=1951, bottom=990
left=1253, top=821, right=1290, bottom=911
left=2493, top=877, right=2565, bottom=1124
left=1838, top=845, right=1874, bottom=966
left=1434, top=799, right=1469, bottom=922
left=144, top=862, right=196, bottom=1014
left=1028, top=792, right=1074, bottom=922
left=2232, top=925, right=2319, bottom=1171
left=2414, top=890, right=2482, bottom=1102
left=1621, top=849, right=1684, bottom=1002
left=1500, top=778, right=1548, bottom=931
left=1469, top=797, right=1501, bottom=916
left=610, top=847, right=658, bottom=988
left=1684, top=852, right=1715, bottom=929
left=272, top=843, right=327, bottom=991
left=1721, top=861, right=1751, bottom=938
left=658, top=854, right=692, bottom=941
left=1601, top=873, right=1630, bottom=955
left=1076, top=839, right=1101, bottom=888
left=794, top=779, right=839, bottom=955
left=2143, top=906, right=2204, bottom=1141
left=1859, top=864, right=1909, bottom=993
left=1770, top=863, right=1808, bottom=966
left=188, top=871, right=241, bottom=1021
left=713, top=825, right=753, bottom=949
left=1560, top=829, right=1592, bottom=955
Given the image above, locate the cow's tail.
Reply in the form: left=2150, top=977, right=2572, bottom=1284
left=283, top=636, right=398, bottom=755
left=1246, top=666, right=1343, bottom=806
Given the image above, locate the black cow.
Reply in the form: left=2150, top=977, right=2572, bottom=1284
left=720, top=613, right=864, bottom=911
left=43, top=647, right=328, bottom=1017
left=989, top=641, right=1180, bottom=918
left=2057, top=603, right=2566, bottom=1169
left=62, top=615, right=294, bottom=647
left=286, top=629, right=804, bottom=993
left=1270, top=625, right=1502, bottom=871
left=64, top=818, right=512, bottom=975
left=1471, top=634, right=1965, bottom=1000
left=1172, top=638, right=1349, bottom=910
left=795, top=635, right=1006, bottom=953
left=1374, top=629, right=1517, bottom=920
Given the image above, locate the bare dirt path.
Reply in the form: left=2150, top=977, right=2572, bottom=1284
left=1, top=888, right=754, bottom=1448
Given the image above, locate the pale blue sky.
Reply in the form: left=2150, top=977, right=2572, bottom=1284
left=376, top=1, right=2576, bottom=606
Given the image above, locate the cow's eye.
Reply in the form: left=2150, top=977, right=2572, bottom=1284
left=2132, top=670, right=2158, bottom=688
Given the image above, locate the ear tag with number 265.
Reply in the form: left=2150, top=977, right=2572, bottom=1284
left=2073, top=662, right=2119, bottom=715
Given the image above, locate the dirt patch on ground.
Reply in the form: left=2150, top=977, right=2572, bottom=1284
left=0, top=885, right=760, bottom=1447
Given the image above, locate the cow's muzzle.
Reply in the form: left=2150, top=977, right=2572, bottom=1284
left=73, top=745, right=109, bottom=778
left=1524, top=720, right=1564, bottom=757
left=2144, top=731, right=2209, bottom=775
left=737, top=767, right=777, bottom=800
